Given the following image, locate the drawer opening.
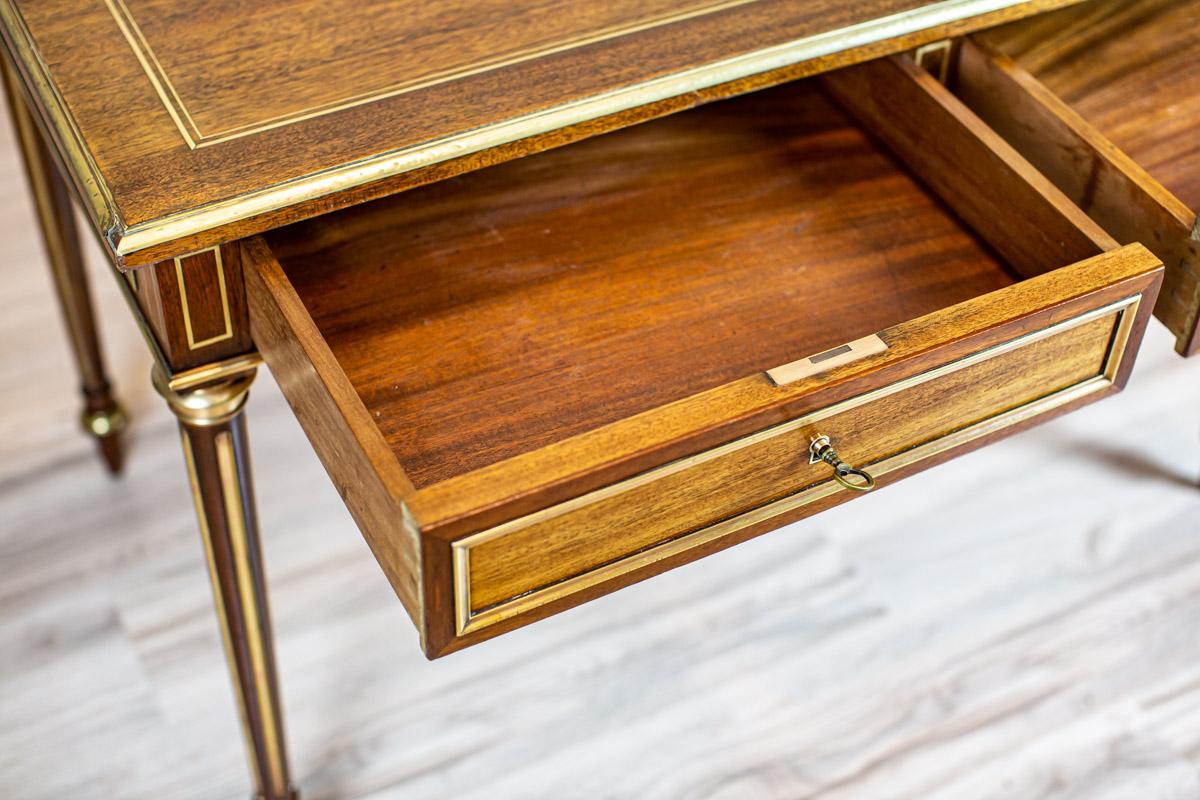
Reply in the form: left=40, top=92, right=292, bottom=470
left=940, top=0, right=1200, bottom=354
left=247, top=49, right=1163, bottom=655
left=261, top=58, right=1114, bottom=490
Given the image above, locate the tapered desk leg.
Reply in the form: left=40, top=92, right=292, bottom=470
left=153, top=366, right=298, bottom=800
left=1, top=59, right=126, bottom=472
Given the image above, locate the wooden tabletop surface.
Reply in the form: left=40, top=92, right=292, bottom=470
left=0, top=0, right=1080, bottom=267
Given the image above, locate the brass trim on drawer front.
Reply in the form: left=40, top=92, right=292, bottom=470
left=452, top=295, right=1142, bottom=635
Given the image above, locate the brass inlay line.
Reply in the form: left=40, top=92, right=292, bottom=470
left=103, top=0, right=198, bottom=148
left=451, top=296, right=1141, bottom=636
left=104, top=0, right=761, bottom=148
left=215, top=430, right=288, bottom=798
left=175, top=245, right=234, bottom=350
left=180, top=430, right=263, bottom=787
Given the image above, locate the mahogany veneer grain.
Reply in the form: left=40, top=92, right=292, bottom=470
left=1, top=0, right=1085, bottom=264
left=981, top=0, right=1200, bottom=211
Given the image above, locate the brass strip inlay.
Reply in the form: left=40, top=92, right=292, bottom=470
left=180, top=430, right=262, bottom=787
left=215, top=431, right=288, bottom=798
left=175, top=245, right=234, bottom=350
left=0, top=0, right=1038, bottom=257
left=452, top=295, right=1141, bottom=635
left=110, top=239, right=171, bottom=373
left=913, top=39, right=954, bottom=83
left=103, top=0, right=198, bottom=148
left=114, top=261, right=258, bottom=388
left=104, top=0, right=761, bottom=148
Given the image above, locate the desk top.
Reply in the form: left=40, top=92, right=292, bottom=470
left=0, top=0, right=1074, bottom=266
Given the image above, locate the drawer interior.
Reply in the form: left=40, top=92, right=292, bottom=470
left=264, top=69, right=1108, bottom=488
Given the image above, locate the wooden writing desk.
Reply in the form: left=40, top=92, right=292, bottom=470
left=2, top=0, right=1197, bottom=796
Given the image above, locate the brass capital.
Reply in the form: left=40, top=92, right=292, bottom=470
left=152, top=364, right=255, bottom=427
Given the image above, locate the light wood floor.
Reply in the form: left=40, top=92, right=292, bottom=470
left=4, top=118, right=1200, bottom=800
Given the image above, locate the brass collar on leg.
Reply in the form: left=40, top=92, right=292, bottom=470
left=152, top=364, right=255, bottom=427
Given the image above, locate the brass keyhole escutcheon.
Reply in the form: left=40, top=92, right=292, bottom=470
left=809, top=434, right=876, bottom=492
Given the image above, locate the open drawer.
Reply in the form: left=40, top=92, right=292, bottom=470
left=947, top=0, right=1200, bottom=353
left=244, top=53, right=1162, bottom=658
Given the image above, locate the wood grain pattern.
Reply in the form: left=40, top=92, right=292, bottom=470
left=244, top=237, right=422, bottom=630
left=966, top=0, right=1200, bottom=354
left=423, top=249, right=1159, bottom=655
left=255, top=231, right=1160, bottom=658
left=115, top=0, right=764, bottom=142
left=979, top=0, right=1200, bottom=211
left=0, top=0, right=1086, bottom=265
left=821, top=53, right=1117, bottom=277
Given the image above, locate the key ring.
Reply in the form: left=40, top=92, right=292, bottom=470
left=809, top=434, right=876, bottom=492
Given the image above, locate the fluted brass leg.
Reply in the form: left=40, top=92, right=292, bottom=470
left=2, top=58, right=126, bottom=472
left=154, top=366, right=298, bottom=800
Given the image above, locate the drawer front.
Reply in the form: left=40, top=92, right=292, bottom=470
left=453, top=295, right=1140, bottom=636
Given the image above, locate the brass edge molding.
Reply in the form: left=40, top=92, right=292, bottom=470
left=174, top=245, right=234, bottom=350
left=110, top=0, right=1038, bottom=256
left=0, top=21, right=260, bottom=389
left=105, top=0, right=761, bottom=148
left=451, top=295, right=1141, bottom=636
left=0, top=0, right=120, bottom=247
left=108, top=241, right=172, bottom=372
left=153, top=364, right=256, bottom=427
left=1103, top=295, right=1139, bottom=382
left=169, top=353, right=264, bottom=393
left=401, top=503, right=428, bottom=655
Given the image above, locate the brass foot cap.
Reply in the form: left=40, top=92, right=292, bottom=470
left=80, top=405, right=128, bottom=474
left=80, top=405, right=128, bottom=439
